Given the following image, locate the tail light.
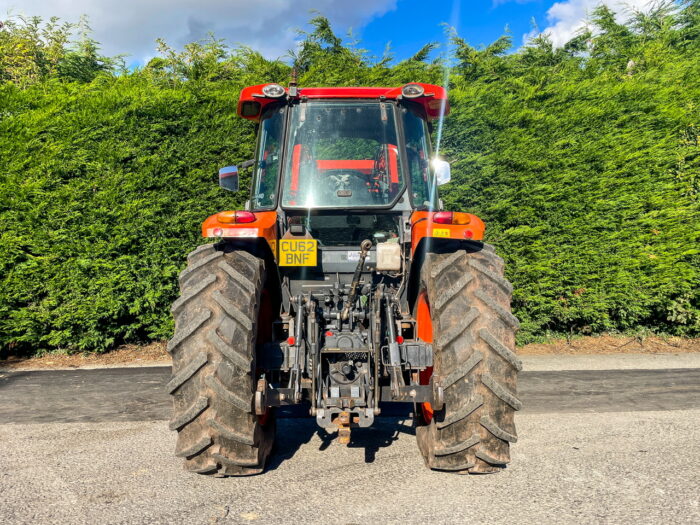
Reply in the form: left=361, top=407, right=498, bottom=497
left=432, top=212, right=471, bottom=225
left=234, top=211, right=256, bottom=223
left=432, top=212, right=453, bottom=224
left=217, top=211, right=256, bottom=224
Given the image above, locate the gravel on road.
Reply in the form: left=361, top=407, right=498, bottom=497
left=1, top=410, right=698, bottom=524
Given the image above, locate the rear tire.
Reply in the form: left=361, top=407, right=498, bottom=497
left=415, top=242, right=522, bottom=474
left=168, top=243, right=275, bottom=476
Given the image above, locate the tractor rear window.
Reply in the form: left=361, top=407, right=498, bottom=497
left=251, top=105, right=285, bottom=209
left=401, top=105, right=437, bottom=209
left=281, top=102, right=405, bottom=209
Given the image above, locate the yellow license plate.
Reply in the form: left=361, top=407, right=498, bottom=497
left=279, top=239, right=318, bottom=266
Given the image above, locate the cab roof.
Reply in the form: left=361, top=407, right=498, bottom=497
left=237, top=83, right=449, bottom=122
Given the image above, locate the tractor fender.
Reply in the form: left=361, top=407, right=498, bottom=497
left=405, top=212, right=486, bottom=314
left=202, top=210, right=278, bottom=260
left=409, top=211, right=485, bottom=257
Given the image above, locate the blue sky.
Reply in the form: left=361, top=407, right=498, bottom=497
left=359, top=0, right=551, bottom=61
left=3, top=0, right=652, bottom=64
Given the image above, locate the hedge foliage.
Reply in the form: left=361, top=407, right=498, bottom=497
left=1, top=3, right=699, bottom=354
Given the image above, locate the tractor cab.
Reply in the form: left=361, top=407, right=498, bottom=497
left=219, top=83, right=463, bottom=304
left=239, top=83, right=450, bottom=214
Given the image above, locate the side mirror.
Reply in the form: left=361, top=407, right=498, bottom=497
left=432, top=158, right=451, bottom=186
left=219, top=166, right=239, bottom=192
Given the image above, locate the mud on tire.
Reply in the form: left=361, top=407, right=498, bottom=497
left=168, top=243, right=274, bottom=476
left=416, top=241, right=522, bottom=474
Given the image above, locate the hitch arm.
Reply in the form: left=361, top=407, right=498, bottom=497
left=288, top=294, right=305, bottom=402
left=341, top=239, right=372, bottom=321
left=384, top=297, right=406, bottom=396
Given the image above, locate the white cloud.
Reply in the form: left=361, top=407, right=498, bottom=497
left=1, top=0, right=397, bottom=63
left=525, top=0, right=655, bottom=47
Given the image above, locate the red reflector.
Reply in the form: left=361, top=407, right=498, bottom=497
left=325, top=331, right=333, bottom=337
left=213, top=227, right=223, bottom=237
left=432, top=211, right=453, bottom=224
left=464, top=230, right=474, bottom=239
left=287, top=336, right=295, bottom=345
left=235, top=211, right=256, bottom=223
left=396, top=336, right=404, bottom=344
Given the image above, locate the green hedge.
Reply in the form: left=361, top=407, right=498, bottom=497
left=0, top=6, right=698, bottom=354
left=0, top=79, right=254, bottom=351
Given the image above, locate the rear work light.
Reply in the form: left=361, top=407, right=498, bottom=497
left=432, top=212, right=472, bottom=225
left=262, top=84, right=286, bottom=98
left=217, top=211, right=256, bottom=224
left=402, top=84, right=425, bottom=98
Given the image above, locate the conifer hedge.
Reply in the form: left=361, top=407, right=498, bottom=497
left=1, top=4, right=698, bottom=353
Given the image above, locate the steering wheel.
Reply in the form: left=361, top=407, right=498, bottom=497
left=322, top=169, right=371, bottom=190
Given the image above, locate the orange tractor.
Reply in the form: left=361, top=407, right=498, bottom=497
left=168, top=80, right=521, bottom=476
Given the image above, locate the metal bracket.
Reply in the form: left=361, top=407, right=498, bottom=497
left=380, top=384, right=432, bottom=402
left=378, top=381, right=443, bottom=406
left=256, top=384, right=298, bottom=410
left=316, top=407, right=375, bottom=445
left=431, top=377, right=444, bottom=410
left=254, top=378, right=268, bottom=415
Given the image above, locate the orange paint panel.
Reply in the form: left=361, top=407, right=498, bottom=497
left=201, top=211, right=278, bottom=259
left=290, top=144, right=302, bottom=193
left=410, top=211, right=485, bottom=255
left=316, top=159, right=375, bottom=173
left=388, top=145, right=399, bottom=184
left=416, top=292, right=434, bottom=424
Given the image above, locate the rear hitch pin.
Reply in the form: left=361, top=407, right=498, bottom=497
left=336, top=411, right=351, bottom=445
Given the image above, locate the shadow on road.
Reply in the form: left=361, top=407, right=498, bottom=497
left=0, top=370, right=34, bottom=390
left=267, top=407, right=416, bottom=470
left=3, top=367, right=699, bottom=424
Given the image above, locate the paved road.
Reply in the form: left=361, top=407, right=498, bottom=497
left=1, top=365, right=699, bottom=423
left=1, top=358, right=699, bottom=524
left=1, top=412, right=698, bottom=524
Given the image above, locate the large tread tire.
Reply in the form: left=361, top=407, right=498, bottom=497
left=415, top=241, right=522, bottom=474
left=168, top=243, right=274, bottom=476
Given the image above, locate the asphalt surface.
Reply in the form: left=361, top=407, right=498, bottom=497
left=1, top=365, right=699, bottom=423
left=1, top=356, right=699, bottom=524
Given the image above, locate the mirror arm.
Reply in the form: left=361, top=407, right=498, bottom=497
left=239, top=159, right=255, bottom=169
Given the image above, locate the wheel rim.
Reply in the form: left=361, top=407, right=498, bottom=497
left=416, top=291, right=434, bottom=424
